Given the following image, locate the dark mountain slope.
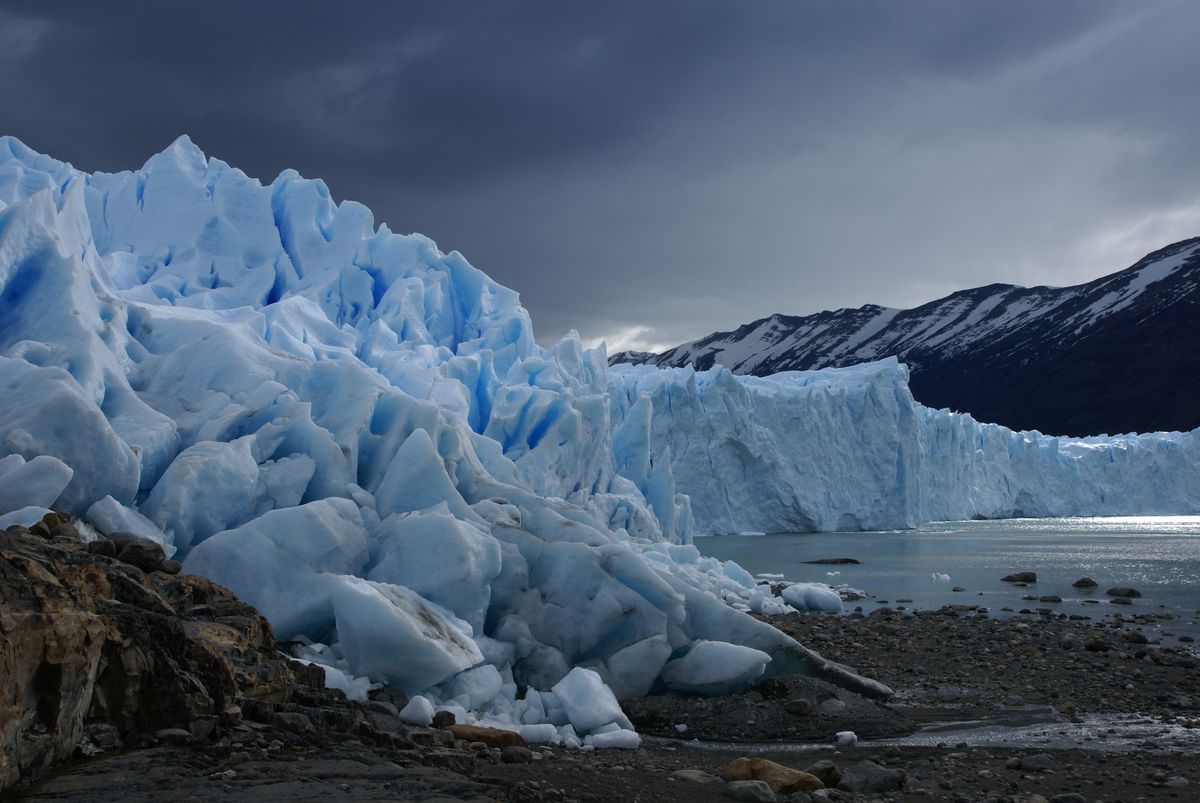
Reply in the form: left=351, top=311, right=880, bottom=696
left=612, top=238, right=1200, bottom=436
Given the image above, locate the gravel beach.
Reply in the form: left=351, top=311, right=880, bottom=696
left=19, top=604, right=1199, bottom=803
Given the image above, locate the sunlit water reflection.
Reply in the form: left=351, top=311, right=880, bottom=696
left=696, top=517, right=1200, bottom=642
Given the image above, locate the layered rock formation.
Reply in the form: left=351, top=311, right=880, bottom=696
left=0, top=514, right=296, bottom=790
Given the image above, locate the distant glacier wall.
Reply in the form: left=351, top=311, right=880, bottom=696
left=609, top=360, right=1200, bottom=534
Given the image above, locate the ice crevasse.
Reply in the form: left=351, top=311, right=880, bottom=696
left=0, top=136, right=886, bottom=742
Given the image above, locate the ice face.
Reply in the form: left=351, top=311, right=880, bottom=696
left=609, top=361, right=1200, bottom=534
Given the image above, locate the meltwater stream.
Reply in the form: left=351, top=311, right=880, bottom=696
left=696, top=517, right=1200, bottom=643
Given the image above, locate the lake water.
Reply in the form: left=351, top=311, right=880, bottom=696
left=695, top=517, right=1200, bottom=642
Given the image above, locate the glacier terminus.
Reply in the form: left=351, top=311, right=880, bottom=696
left=1, top=136, right=1198, bottom=740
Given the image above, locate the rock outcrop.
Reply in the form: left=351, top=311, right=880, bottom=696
left=0, top=514, right=296, bottom=790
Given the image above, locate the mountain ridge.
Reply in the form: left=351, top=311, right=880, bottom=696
left=612, top=237, right=1200, bottom=436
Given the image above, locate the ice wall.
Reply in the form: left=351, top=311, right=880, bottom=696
left=0, top=137, right=884, bottom=737
left=609, top=361, right=1200, bottom=533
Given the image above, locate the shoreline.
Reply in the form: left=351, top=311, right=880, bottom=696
left=20, top=607, right=1198, bottom=802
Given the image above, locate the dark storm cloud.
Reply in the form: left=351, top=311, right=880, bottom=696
left=2, top=1, right=1198, bottom=351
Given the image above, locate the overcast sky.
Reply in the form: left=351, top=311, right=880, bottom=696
left=2, top=1, right=1198, bottom=351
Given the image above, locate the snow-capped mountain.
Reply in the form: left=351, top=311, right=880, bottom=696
left=613, top=238, right=1200, bottom=436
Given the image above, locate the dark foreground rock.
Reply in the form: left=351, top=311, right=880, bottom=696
left=0, top=517, right=294, bottom=789
left=0, top=517, right=533, bottom=802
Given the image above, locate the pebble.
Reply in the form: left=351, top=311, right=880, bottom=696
left=725, top=779, right=776, bottom=802
left=501, top=745, right=533, bottom=764
left=1019, top=753, right=1056, bottom=772
left=671, top=768, right=722, bottom=784
left=431, top=710, right=456, bottom=728
left=816, top=698, right=846, bottom=715
left=154, top=728, right=193, bottom=745
left=784, top=698, right=813, bottom=716
left=837, top=759, right=906, bottom=793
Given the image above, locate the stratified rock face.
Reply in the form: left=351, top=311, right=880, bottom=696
left=0, top=516, right=294, bottom=791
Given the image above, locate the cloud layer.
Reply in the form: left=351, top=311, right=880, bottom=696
left=3, top=1, right=1198, bottom=350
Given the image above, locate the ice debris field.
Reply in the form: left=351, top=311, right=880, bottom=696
left=2, top=137, right=1198, bottom=743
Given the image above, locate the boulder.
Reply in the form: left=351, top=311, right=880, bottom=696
left=837, top=760, right=906, bottom=793
left=723, top=757, right=824, bottom=794
left=1071, top=577, right=1098, bottom=588
left=1106, top=587, right=1142, bottom=598
left=1001, top=572, right=1037, bottom=583
left=784, top=698, right=813, bottom=716
left=803, top=759, right=842, bottom=787
left=725, top=780, right=777, bottom=802
left=116, top=537, right=167, bottom=572
left=0, top=521, right=294, bottom=791
left=431, top=710, right=456, bottom=728
left=500, top=745, right=533, bottom=764
left=1020, top=753, right=1056, bottom=772
left=446, top=724, right=527, bottom=749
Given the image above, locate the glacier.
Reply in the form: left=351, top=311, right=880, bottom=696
left=0, top=136, right=880, bottom=741
left=608, top=361, right=1200, bottom=534
left=4, top=135, right=1199, bottom=740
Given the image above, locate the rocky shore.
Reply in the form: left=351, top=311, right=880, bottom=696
left=4, top=517, right=1198, bottom=802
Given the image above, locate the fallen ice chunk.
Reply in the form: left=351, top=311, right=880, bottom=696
left=519, top=723, right=560, bottom=744
left=836, top=730, right=858, bottom=747
left=0, top=454, right=73, bottom=515
left=584, top=729, right=641, bottom=749
left=86, top=495, right=175, bottom=556
left=399, top=695, right=435, bottom=726
left=440, top=664, right=504, bottom=710
left=310, top=662, right=375, bottom=702
left=331, top=576, right=483, bottom=693
left=142, top=437, right=259, bottom=553
left=182, top=498, right=369, bottom=640
left=558, top=723, right=582, bottom=749
left=367, top=506, right=501, bottom=633
left=781, top=582, right=843, bottom=612
left=0, top=506, right=50, bottom=529
left=551, top=667, right=633, bottom=734
left=661, top=639, right=771, bottom=695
